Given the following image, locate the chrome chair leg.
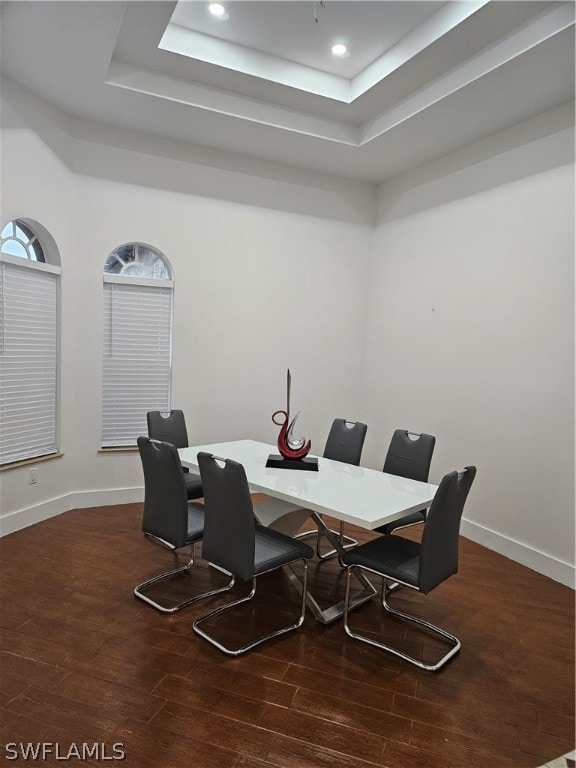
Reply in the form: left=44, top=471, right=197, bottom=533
left=343, top=568, right=461, bottom=672
left=134, top=543, right=235, bottom=614
left=193, top=559, right=309, bottom=656
left=294, top=528, right=319, bottom=542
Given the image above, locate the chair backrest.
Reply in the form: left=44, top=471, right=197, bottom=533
left=147, top=410, right=189, bottom=449
left=418, top=466, right=476, bottom=594
left=323, top=419, right=367, bottom=465
left=382, top=430, right=435, bottom=482
left=137, top=436, right=190, bottom=548
left=197, top=452, right=256, bottom=582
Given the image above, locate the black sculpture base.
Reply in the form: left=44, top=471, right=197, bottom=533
left=266, top=455, right=319, bottom=471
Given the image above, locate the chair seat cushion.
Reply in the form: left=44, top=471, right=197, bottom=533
left=186, top=502, right=205, bottom=543
left=184, top=471, right=203, bottom=500
left=375, top=510, right=426, bottom=536
left=342, top=534, right=421, bottom=588
left=253, top=525, right=314, bottom=575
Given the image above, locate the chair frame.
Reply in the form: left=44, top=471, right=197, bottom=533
left=193, top=558, right=310, bottom=656
left=134, top=535, right=235, bottom=614
left=146, top=410, right=203, bottom=501
left=134, top=437, right=234, bottom=613
left=343, top=465, right=475, bottom=671
left=146, top=409, right=189, bottom=448
left=378, top=429, right=436, bottom=535
left=192, top=452, right=313, bottom=655
left=343, top=566, right=460, bottom=671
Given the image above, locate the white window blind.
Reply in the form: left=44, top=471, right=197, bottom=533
left=0, top=259, right=59, bottom=464
left=102, top=280, right=173, bottom=446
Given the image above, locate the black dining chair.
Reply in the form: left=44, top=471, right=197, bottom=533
left=134, top=437, right=234, bottom=613
left=314, top=418, right=368, bottom=560
left=342, top=466, right=476, bottom=671
left=375, top=430, right=436, bottom=536
left=193, top=452, right=314, bottom=656
left=147, top=410, right=203, bottom=501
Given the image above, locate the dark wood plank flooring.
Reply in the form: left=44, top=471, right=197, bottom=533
left=0, top=499, right=573, bottom=768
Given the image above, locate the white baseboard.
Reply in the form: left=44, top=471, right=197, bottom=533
left=0, top=487, right=143, bottom=537
left=460, top=517, right=575, bottom=589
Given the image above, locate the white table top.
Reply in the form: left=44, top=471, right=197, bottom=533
left=179, top=439, right=437, bottom=531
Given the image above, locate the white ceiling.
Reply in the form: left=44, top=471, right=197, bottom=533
left=169, top=1, right=446, bottom=77
left=0, top=1, right=574, bottom=184
left=161, top=1, right=452, bottom=96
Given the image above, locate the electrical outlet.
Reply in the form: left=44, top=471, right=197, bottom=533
left=29, top=468, right=38, bottom=485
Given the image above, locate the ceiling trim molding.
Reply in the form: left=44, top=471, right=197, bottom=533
left=107, top=4, right=574, bottom=148
left=158, top=0, right=490, bottom=104
left=361, top=2, right=576, bottom=143
left=159, top=24, right=350, bottom=102
left=106, top=60, right=360, bottom=145
left=351, top=0, right=489, bottom=101
left=3, top=1, right=573, bottom=184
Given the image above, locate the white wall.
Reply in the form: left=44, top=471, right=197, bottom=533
left=362, top=108, right=575, bottom=586
left=71, top=141, right=373, bottom=469
left=1, top=80, right=574, bottom=587
left=0, top=84, right=80, bottom=527
left=0, top=81, right=373, bottom=531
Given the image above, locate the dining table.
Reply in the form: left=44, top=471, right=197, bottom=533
left=179, top=439, right=438, bottom=624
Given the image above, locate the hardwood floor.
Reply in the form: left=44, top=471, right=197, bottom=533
left=0, top=500, right=573, bottom=768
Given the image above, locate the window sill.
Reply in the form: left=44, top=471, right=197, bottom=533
left=99, top=447, right=139, bottom=453
left=0, top=452, right=64, bottom=472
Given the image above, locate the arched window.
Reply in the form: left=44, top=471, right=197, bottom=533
left=0, top=219, right=61, bottom=464
left=104, top=242, right=170, bottom=279
left=102, top=243, right=174, bottom=447
left=1, top=220, right=46, bottom=262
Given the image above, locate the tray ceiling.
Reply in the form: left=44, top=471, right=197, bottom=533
left=1, top=1, right=574, bottom=183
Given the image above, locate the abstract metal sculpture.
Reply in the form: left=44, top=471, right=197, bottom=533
left=272, top=369, right=312, bottom=460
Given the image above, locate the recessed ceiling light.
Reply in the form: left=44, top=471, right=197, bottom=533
left=331, top=43, right=350, bottom=59
left=209, top=3, right=229, bottom=20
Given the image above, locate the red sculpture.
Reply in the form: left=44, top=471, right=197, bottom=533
left=272, top=370, right=311, bottom=460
